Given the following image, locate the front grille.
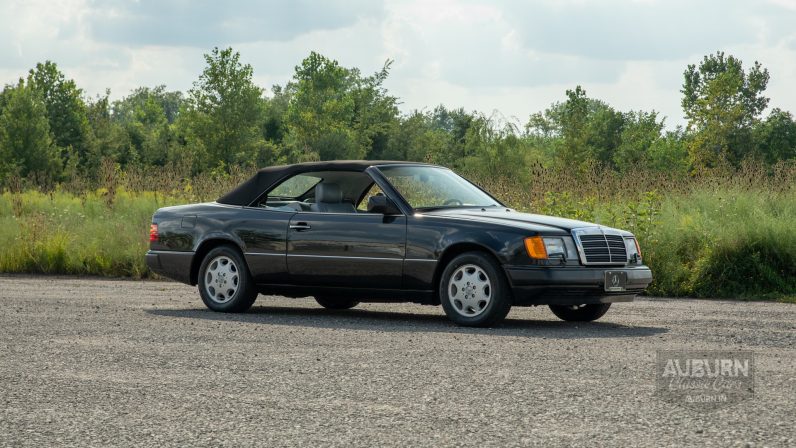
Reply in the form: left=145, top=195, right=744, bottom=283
left=574, top=229, right=627, bottom=265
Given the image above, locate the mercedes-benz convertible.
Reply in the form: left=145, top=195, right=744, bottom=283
left=146, top=161, right=652, bottom=327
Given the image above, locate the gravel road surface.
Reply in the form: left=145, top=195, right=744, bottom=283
left=1, top=276, right=794, bottom=447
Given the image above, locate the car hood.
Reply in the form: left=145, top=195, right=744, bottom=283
left=420, top=207, right=629, bottom=235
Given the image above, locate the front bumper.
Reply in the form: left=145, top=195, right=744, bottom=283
left=504, top=264, right=652, bottom=306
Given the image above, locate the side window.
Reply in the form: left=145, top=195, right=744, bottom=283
left=269, top=175, right=321, bottom=199
left=255, top=174, right=320, bottom=210
left=357, top=184, right=384, bottom=212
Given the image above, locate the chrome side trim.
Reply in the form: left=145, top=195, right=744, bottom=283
left=287, top=254, right=404, bottom=262
left=147, top=250, right=195, bottom=255
left=245, top=253, right=438, bottom=263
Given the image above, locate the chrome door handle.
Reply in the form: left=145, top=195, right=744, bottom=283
left=289, top=223, right=311, bottom=231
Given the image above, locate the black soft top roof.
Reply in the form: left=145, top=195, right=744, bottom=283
left=217, top=160, right=431, bottom=206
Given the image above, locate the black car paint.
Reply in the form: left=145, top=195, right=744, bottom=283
left=146, top=163, right=653, bottom=305
left=286, top=212, right=406, bottom=288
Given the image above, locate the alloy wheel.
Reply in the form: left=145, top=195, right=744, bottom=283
left=447, top=263, right=492, bottom=317
left=204, top=255, right=239, bottom=304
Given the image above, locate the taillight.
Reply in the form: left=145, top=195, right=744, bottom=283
left=149, top=224, right=158, bottom=242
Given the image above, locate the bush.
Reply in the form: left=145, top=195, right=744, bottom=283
left=643, top=188, right=796, bottom=299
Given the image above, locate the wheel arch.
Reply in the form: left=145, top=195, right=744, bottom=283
left=431, top=242, right=505, bottom=305
left=190, top=237, right=246, bottom=286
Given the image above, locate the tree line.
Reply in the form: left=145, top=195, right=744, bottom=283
left=1, top=47, right=795, bottom=188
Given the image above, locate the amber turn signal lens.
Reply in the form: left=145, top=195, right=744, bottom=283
left=524, top=236, right=548, bottom=259
left=634, top=238, right=642, bottom=257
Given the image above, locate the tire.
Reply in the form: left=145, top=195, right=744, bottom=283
left=314, top=297, right=359, bottom=310
left=548, top=303, right=611, bottom=322
left=197, top=245, right=258, bottom=313
left=439, top=252, right=512, bottom=327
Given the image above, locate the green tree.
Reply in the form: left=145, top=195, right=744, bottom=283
left=646, top=128, right=689, bottom=173
left=0, top=80, right=61, bottom=181
left=681, top=51, right=769, bottom=167
left=85, top=91, right=133, bottom=170
left=753, top=109, right=796, bottom=163
left=113, top=86, right=183, bottom=124
left=524, top=104, right=564, bottom=164
left=350, top=61, right=399, bottom=159
left=283, top=52, right=398, bottom=162
left=261, top=85, right=290, bottom=145
left=585, top=104, right=624, bottom=165
left=613, top=111, right=665, bottom=171
left=557, top=86, right=590, bottom=167
left=530, top=86, right=625, bottom=169
left=112, top=86, right=183, bottom=166
left=180, top=47, right=269, bottom=170
left=427, top=106, right=477, bottom=166
left=460, top=115, right=527, bottom=180
left=382, top=111, right=448, bottom=162
left=27, top=61, right=91, bottom=165
left=284, top=52, right=355, bottom=161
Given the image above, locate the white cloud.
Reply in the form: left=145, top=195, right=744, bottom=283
left=86, top=0, right=384, bottom=47
left=2, top=0, right=796, bottom=129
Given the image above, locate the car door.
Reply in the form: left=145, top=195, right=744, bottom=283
left=286, top=211, right=406, bottom=289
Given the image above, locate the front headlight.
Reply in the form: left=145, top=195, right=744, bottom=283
left=543, top=237, right=567, bottom=258
left=625, top=237, right=642, bottom=262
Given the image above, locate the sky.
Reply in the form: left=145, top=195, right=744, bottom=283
left=2, top=0, right=796, bottom=129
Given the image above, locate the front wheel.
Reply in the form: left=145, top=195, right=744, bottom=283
left=198, top=245, right=258, bottom=312
left=548, top=303, right=611, bottom=322
left=439, top=252, right=512, bottom=327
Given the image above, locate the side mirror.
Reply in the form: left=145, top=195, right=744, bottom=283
left=367, top=195, right=401, bottom=215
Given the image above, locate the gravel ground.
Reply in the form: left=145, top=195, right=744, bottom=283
left=1, top=276, right=794, bottom=447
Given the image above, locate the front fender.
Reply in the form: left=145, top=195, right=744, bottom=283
left=403, top=216, right=529, bottom=291
left=406, top=215, right=528, bottom=264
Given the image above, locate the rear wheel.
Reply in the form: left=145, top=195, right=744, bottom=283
left=198, top=245, right=258, bottom=312
left=439, top=252, right=512, bottom=327
left=548, top=303, right=611, bottom=322
left=314, top=297, right=359, bottom=310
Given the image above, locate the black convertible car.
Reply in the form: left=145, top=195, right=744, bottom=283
left=146, top=161, right=652, bottom=327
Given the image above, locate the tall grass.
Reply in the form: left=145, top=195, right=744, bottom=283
left=645, top=188, right=796, bottom=298
left=474, top=161, right=796, bottom=301
left=0, top=189, right=181, bottom=277
left=1, top=161, right=794, bottom=301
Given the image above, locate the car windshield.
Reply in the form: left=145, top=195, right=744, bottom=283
left=378, top=165, right=500, bottom=210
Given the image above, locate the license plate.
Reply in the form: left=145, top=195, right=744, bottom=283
left=604, top=271, right=628, bottom=292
